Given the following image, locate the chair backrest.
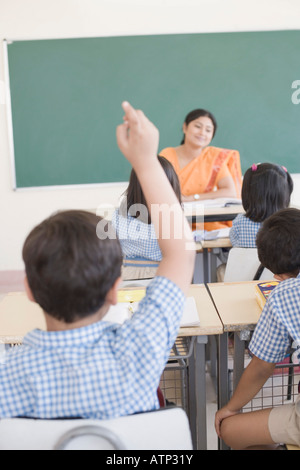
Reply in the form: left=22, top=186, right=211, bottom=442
left=120, top=278, right=152, bottom=288
left=224, top=247, right=273, bottom=282
left=122, top=257, right=159, bottom=281
left=0, top=407, right=193, bottom=450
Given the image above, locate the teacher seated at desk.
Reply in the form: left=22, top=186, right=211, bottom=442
left=160, top=108, right=242, bottom=230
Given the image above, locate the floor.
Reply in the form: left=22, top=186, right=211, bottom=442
left=159, top=358, right=218, bottom=450
left=206, top=370, right=218, bottom=450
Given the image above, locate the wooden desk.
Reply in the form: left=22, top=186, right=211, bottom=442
left=207, top=280, right=261, bottom=332
left=185, top=204, right=244, bottom=224
left=0, top=292, right=46, bottom=343
left=200, top=237, right=232, bottom=283
left=207, top=280, right=262, bottom=450
left=0, top=284, right=222, bottom=450
left=0, top=286, right=223, bottom=343
left=200, top=238, right=232, bottom=250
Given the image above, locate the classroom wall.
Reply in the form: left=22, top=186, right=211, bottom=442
left=1, top=0, right=300, bottom=270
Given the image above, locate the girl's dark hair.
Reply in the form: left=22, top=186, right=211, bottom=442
left=121, top=156, right=182, bottom=224
left=242, top=163, right=293, bottom=222
left=22, top=210, right=123, bottom=323
left=256, top=208, right=300, bottom=276
left=180, top=108, right=217, bottom=144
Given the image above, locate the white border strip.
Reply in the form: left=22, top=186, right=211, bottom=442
left=14, top=181, right=128, bottom=192
left=3, top=28, right=296, bottom=42
left=3, top=39, right=17, bottom=190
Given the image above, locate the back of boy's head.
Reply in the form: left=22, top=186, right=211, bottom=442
left=123, top=155, right=181, bottom=223
left=256, top=207, right=300, bottom=276
left=242, top=163, right=293, bottom=222
left=22, top=210, right=123, bottom=323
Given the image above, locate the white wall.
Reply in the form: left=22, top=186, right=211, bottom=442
left=1, top=0, right=300, bottom=270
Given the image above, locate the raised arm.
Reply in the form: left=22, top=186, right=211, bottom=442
left=116, top=102, right=195, bottom=294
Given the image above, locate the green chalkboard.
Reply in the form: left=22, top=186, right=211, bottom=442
left=5, top=31, right=300, bottom=188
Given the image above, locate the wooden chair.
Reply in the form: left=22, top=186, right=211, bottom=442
left=121, top=257, right=159, bottom=281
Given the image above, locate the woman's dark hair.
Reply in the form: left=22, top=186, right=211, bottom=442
left=22, top=210, right=123, bottom=322
left=121, top=156, right=182, bottom=224
left=256, top=208, right=300, bottom=276
left=242, top=163, right=293, bottom=222
left=180, top=108, right=217, bottom=144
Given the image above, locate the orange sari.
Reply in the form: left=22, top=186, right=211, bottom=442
left=159, top=146, right=242, bottom=231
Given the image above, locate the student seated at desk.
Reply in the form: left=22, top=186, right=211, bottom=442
left=215, top=208, right=300, bottom=450
left=112, top=155, right=181, bottom=280
left=230, top=162, right=293, bottom=248
left=217, top=162, right=293, bottom=281
left=0, top=102, right=195, bottom=419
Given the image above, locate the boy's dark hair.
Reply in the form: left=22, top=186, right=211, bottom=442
left=242, top=163, right=293, bottom=222
left=22, top=210, right=123, bottom=323
left=180, top=108, right=217, bottom=144
left=122, top=155, right=182, bottom=224
left=256, top=208, right=300, bottom=276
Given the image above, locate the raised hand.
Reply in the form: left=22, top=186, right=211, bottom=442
left=116, top=101, right=159, bottom=170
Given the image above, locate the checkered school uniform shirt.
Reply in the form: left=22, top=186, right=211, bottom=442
left=229, top=214, right=262, bottom=248
left=0, top=276, right=184, bottom=419
left=249, top=273, right=300, bottom=365
left=111, top=209, right=162, bottom=261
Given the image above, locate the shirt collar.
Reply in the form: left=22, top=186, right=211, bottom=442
left=23, top=320, right=119, bottom=348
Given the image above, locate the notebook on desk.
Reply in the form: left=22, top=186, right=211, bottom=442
left=193, top=227, right=230, bottom=242
left=104, top=295, right=200, bottom=327
left=183, top=197, right=242, bottom=210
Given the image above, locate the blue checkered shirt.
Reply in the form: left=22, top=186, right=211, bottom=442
left=229, top=214, right=262, bottom=248
left=0, top=276, right=184, bottom=419
left=250, top=273, right=300, bottom=364
left=111, top=209, right=162, bottom=261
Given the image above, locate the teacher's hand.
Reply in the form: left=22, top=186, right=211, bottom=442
left=182, top=195, right=198, bottom=203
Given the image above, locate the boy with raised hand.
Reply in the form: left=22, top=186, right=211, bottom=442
left=215, top=207, right=300, bottom=449
left=0, top=102, right=195, bottom=419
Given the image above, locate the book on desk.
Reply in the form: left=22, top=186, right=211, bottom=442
left=255, top=281, right=279, bottom=310
left=104, top=290, right=200, bottom=327
left=193, top=227, right=230, bottom=242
